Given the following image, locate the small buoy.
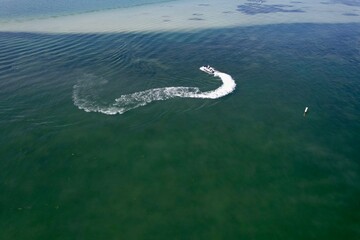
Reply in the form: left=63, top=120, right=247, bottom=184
left=304, top=107, right=309, bottom=116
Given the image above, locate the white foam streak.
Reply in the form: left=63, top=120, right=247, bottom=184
left=190, top=72, right=236, bottom=99
left=73, top=71, right=236, bottom=115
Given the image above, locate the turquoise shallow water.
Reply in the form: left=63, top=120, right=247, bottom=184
left=0, top=0, right=174, bottom=20
left=0, top=24, right=360, bottom=239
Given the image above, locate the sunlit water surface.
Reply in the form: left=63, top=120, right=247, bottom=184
left=0, top=1, right=360, bottom=239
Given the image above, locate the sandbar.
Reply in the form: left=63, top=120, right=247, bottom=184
left=0, top=0, right=359, bottom=33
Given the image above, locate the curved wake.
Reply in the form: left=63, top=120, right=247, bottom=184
left=73, top=71, right=236, bottom=115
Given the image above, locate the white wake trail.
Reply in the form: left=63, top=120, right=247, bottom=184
left=73, top=69, right=236, bottom=115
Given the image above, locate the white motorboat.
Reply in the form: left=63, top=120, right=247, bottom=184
left=304, top=107, right=309, bottom=116
left=200, top=65, right=217, bottom=75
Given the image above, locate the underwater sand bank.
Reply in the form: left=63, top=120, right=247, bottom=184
left=0, top=0, right=359, bottom=33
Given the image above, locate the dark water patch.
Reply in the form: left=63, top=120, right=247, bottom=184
left=247, top=0, right=267, bottom=3
left=192, top=13, right=203, bottom=16
left=330, top=0, right=360, bottom=6
left=161, top=15, right=171, bottom=22
left=198, top=4, right=210, bottom=7
left=188, top=17, right=205, bottom=21
left=343, top=12, right=359, bottom=16
left=237, top=3, right=305, bottom=15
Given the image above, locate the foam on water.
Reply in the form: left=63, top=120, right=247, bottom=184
left=73, top=70, right=236, bottom=115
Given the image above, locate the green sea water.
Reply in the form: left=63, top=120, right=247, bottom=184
left=0, top=24, right=360, bottom=239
